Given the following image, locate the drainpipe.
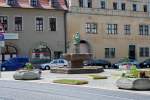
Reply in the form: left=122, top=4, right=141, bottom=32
left=64, top=11, right=67, bottom=53
left=64, top=0, right=69, bottom=53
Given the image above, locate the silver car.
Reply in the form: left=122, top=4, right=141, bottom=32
left=40, top=59, right=68, bottom=70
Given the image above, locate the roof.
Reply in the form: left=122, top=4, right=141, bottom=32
left=0, top=0, right=67, bottom=10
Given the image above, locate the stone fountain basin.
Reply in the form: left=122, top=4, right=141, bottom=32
left=63, top=53, right=92, bottom=61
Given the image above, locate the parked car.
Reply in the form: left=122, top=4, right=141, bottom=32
left=40, top=59, right=68, bottom=70
left=139, top=59, right=150, bottom=68
left=83, top=59, right=111, bottom=68
left=0, top=57, right=29, bottom=71
left=112, top=58, right=139, bottom=69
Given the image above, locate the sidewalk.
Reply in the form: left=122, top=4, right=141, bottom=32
left=1, top=69, right=150, bottom=95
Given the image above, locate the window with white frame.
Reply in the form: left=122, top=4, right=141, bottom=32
left=7, top=0, right=16, bottom=5
left=0, top=16, right=8, bottom=31
left=36, top=17, right=43, bottom=31
left=121, top=3, right=126, bottom=10
left=85, top=23, right=97, bottom=34
left=49, top=18, right=56, bottom=31
left=107, top=24, right=118, bottom=34
left=143, top=5, right=148, bottom=12
left=105, top=48, right=115, bottom=58
left=79, top=0, right=84, bottom=7
left=79, top=0, right=92, bottom=8
left=100, top=0, right=105, bottom=9
left=87, top=0, right=92, bottom=8
left=124, top=24, right=131, bottom=35
left=132, top=4, right=137, bottom=11
left=140, top=47, right=149, bottom=57
left=30, top=0, right=38, bottom=7
left=15, top=17, right=22, bottom=31
left=139, top=25, right=149, bottom=35
left=113, top=2, right=117, bottom=10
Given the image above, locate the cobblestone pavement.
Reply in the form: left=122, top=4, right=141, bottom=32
left=1, top=69, right=150, bottom=95
left=0, top=80, right=150, bottom=100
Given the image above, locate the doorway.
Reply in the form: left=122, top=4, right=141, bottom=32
left=128, top=45, right=136, bottom=59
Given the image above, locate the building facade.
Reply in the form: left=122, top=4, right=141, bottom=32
left=66, top=0, right=150, bottom=63
left=0, top=0, right=67, bottom=63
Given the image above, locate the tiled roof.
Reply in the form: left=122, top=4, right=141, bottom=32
left=0, top=0, right=67, bottom=10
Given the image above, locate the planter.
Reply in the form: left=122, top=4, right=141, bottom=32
left=116, top=78, right=150, bottom=90
left=13, top=69, right=41, bottom=80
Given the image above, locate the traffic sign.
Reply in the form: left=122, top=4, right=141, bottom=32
left=0, top=33, right=4, bottom=41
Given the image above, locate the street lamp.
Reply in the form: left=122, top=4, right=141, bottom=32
left=0, top=23, right=5, bottom=78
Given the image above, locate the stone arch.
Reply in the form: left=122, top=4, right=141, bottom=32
left=30, top=41, right=52, bottom=64
left=79, top=40, right=91, bottom=53
left=1, top=42, right=18, bottom=62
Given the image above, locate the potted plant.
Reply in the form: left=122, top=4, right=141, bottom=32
left=13, top=63, right=41, bottom=80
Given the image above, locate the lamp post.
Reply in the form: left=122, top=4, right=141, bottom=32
left=0, top=34, right=4, bottom=78
left=0, top=23, right=5, bottom=78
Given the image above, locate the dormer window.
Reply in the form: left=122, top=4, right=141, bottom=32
left=51, top=0, right=57, bottom=7
left=30, top=0, right=38, bottom=7
left=7, top=0, right=16, bottom=6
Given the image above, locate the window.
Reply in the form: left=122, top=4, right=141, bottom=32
left=51, top=0, right=58, bottom=7
left=54, top=51, right=63, bottom=59
left=85, top=23, right=97, bottom=34
left=0, top=16, right=8, bottom=31
left=121, top=3, right=126, bottom=10
left=49, top=18, right=56, bottom=31
left=7, top=0, right=16, bottom=5
left=105, top=48, right=115, bottom=58
left=87, top=0, right=92, bottom=8
left=143, top=5, right=147, bottom=12
left=107, top=24, right=118, bottom=34
left=30, top=0, right=38, bottom=6
left=113, top=2, right=117, bottom=10
left=100, top=1, right=105, bottom=9
left=140, top=47, right=149, bottom=57
left=79, top=0, right=92, bottom=8
left=133, top=4, right=137, bottom=11
left=15, top=17, right=22, bottom=31
left=36, top=17, right=43, bottom=31
left=79, top=0, right=84, bottom=7
left=124, top=25, right=130, bottom=35
left=139, top=25, right=149, bottom=35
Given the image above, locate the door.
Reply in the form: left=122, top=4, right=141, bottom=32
left=129, top=45, right=136, bottom=59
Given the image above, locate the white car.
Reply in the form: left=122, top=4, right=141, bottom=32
left=40, top=59, right=68, bottom=70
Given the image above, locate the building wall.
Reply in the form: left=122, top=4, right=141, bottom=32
left=0, top=7, right=65, bottom=58
left=67, top=0, right=150, bottom=63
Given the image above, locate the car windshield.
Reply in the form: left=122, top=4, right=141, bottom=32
left=118, top=58, right=135, bottom=63
left=51, top=60, right=57, bottom=64
left=145, top=59, right=150, bottom=62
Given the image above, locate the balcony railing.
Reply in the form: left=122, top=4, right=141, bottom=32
left=70, top=6, right=150, bottom=18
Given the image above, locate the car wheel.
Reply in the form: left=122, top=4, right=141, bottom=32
left=105, top=65, right=109, bottom=69
left=103, top=65, right=106, bottom=69
left=45, top=65, right=50, bottom=70
left=1, top=67, right=6, bottom=71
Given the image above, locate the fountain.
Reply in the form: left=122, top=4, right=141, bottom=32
left=51, top=32, right=103, bottom=74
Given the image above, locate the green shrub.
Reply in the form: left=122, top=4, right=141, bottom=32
left=53, top=79, right=88, bottom=85
left=89, top=75, right=108, bottom=80
left=130, top=65, right=139, bottom=78
left=25, top=63, right=33, bottom=70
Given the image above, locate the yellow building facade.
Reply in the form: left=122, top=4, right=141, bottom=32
left=66, top=0, right=150, bottom=63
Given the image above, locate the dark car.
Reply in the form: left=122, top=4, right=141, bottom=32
left=0, top=57, right=29, bottom=71
left=84, top=59, right=111, bottom=68
left=139, top=59, right=150, bottom=68
left=112, top=58, right=139, bottom=69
